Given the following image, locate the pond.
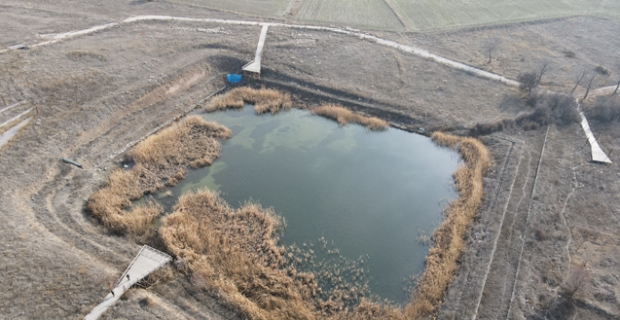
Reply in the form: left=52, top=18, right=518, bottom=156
left=159, top=106, right=459, bottom=303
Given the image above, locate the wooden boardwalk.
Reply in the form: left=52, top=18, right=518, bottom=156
left=84, top=246, right=172, bottom=320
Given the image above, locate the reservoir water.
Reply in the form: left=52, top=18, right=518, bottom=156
left=162, top=106, right=459, bottom=303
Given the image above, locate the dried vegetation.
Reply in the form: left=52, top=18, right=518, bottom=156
left=87, top=116, right=231, bottom=236
left=160, top=189, right=317, bottom=320
left=311, top=104, right=388, bottom=131
left=160, top=189, right=407, bottom=320
left=157, top=132, right=488, bottom=320
left=205, top=87, right=293, bottom=114
left=587, top=95, right=620, bottom=123
left=406, top=132, right=490, bottom=317
left=88, top=95, right=488, bottom=320
left=471, top=91, right=580, bottom=136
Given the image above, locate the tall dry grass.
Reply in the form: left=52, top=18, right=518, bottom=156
left=87, top=169, right=162, bottom=236
left=311, top=104, right=388, bottom=131
left=159, top=189, right=318, bottom=320
left=159, top=189, right=408, bottom=320
left=87, top=116, right=231, bottom=235
left=405, top=132, right=490, bottom=318
left=205, top=87, right=293, bottom=114
left=88, top=113, right=488, bottom=320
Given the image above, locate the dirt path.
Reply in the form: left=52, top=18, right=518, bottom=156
left=1, top=14, right=520, bottom=86
left=473, top=130, right=547, bottom=320
left=1, top=9, right=617, bottom=320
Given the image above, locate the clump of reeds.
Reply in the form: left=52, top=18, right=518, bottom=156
left=405, top=132, right=490, bottom=318
left=159, top=189, right=408, bottom=320
left=88, top=114, right=489, bottom=320
left=87, top=116, right=231, bottom=235
left=205, top=87, right=293, bottom=115
left=87, top=169, right=162, bottom=235
left=311, top=104, right=388, bottom=131
left=159, top=189, right=318, bottom=320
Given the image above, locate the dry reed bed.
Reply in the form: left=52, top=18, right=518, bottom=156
left=88, top=91, right=488, bottom=319
left=155, top=133, right=488, bottom=320
left=160, top=190, right=318, bottom=320
left=87, top=116, right=231, bottom=236
left=405, top=132, right=490, bottom=318
left=159, top=189, right=407, bottom=320
left=311, top=104, right=388, bottom=131
left=205, top=87, right=293, bottom=114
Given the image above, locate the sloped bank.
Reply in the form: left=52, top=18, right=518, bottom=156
left=406, top=132, right=490, bottom=318
left=87, top=88, right=489, bottom=319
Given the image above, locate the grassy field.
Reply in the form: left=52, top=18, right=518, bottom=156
left=173, top=0, right=619, bottom=31
left=170, top=0, right=293, bottom=18
left=389, top=0, right=620, bottom=31
left=294, top=0, right=403, bottom=30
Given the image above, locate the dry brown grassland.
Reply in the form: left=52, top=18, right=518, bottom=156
left=311, top=104, right=389, bottom=131
left=88, top=87, right=489, bottom=319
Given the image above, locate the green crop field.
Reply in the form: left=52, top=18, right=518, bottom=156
left=294, top=0, right=404, bottom=30
left=171, top=0, right=293, bottom=19
left=173, top=0, right=620, bottom=31
left=380, top=0, right=619, bottom=31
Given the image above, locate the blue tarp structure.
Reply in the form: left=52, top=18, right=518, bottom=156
left=227, top=74, right=242, bottom=83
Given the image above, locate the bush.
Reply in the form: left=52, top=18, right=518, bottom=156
left=525, top=91, right=580, bottom=126
left=518, top=71, right=539, bottom=93
left=587, top=95, right=620, bottom=123
left=562, top=50, right=576, bottom=58
left=470, top=120, right=505, bottom=136
left=594, top=66, right=610, bottom=76
left=470, top=91, right=580, bottom=136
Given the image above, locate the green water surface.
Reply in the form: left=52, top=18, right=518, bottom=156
left=164, top=106, right=459, bottom=303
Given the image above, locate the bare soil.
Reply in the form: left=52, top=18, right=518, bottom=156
left=1, top=2, right=619, bottom=319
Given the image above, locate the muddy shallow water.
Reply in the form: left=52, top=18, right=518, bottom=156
left=159, top=106, right=459, bottom=303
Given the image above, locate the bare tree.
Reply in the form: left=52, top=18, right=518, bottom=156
left=614, top=79, right=620, bottom=95
left=571, top=66, right=588, bottom=93
left=582, top=73, right=596, bottom=101
left=561, top=264, right=591, bottom=299
left=536, top=61, right=551, bottom=86
left=482, top=38, right=501, bottom=64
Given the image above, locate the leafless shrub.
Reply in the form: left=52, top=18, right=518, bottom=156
left=587, top=95, right=620, bottom=123
left=534, top=226, right=550, bottom=241
left=561, top=265, right=592, bottom=299
left=470, top=119, right=506, bottom=136
left=481, top=38, right=501, bottom=64
left=518, top=71, right=539, bottom=93
left=525, top=91, right=580, bottom=126
left=563, top=51, right=576, bottom=58
left=471, top=92, right=579, bottom=136
left=594, top=66, right=610, bottom=76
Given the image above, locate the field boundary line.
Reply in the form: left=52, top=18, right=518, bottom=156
left=381, top=0, right=407, bottom=28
